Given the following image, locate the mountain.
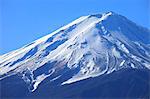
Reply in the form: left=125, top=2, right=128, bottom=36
left=0, top=11, right=150, bottom=99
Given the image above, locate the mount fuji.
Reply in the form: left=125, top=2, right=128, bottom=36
left=0, top=11, right=150, bottom=99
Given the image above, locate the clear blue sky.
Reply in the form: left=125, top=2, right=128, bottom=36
left=0, top=0, right=150, bottom=55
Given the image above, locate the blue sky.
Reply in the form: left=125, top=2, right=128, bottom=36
left=0, top=0, right=150, bottom=55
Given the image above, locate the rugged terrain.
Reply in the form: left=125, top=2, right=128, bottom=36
left=0, top=11, right=150, bottom=99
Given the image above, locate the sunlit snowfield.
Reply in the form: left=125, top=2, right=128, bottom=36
left=0, top=11, right=150, bottom=99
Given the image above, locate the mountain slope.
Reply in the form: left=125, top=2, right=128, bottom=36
left=1, top=68, right=150, bottom=99
left=0, top=11, right=150, bottom=93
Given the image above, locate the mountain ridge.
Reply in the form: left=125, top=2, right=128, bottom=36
left=0, top=11, right=150, bottom=93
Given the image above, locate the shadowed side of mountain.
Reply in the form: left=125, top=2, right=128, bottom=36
left=1, top=68, right=150, bottom=99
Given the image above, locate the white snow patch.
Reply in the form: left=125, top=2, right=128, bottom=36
left=50, top=75, right=61, bottom=82
left=120, top=60, right=125, bottom=66
left=32, top=74, right=47, bottom=92
left=112, top=47, right=121, bottom=58
left=121, top=44, right=129, bottom=53
left=101, top=26, right=107, bottom=34
left=131, top=63, right=135, bottom=68
left=31, top=69, right=55, bottom=92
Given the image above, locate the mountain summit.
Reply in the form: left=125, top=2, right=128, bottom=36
left=0, top=11, right=150, bottom=94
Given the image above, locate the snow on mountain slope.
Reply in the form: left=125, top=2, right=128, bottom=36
left=0, top=11, right=150, bottom=92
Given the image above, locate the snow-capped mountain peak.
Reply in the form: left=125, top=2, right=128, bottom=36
left=0, top=11, right=150, bottom=92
